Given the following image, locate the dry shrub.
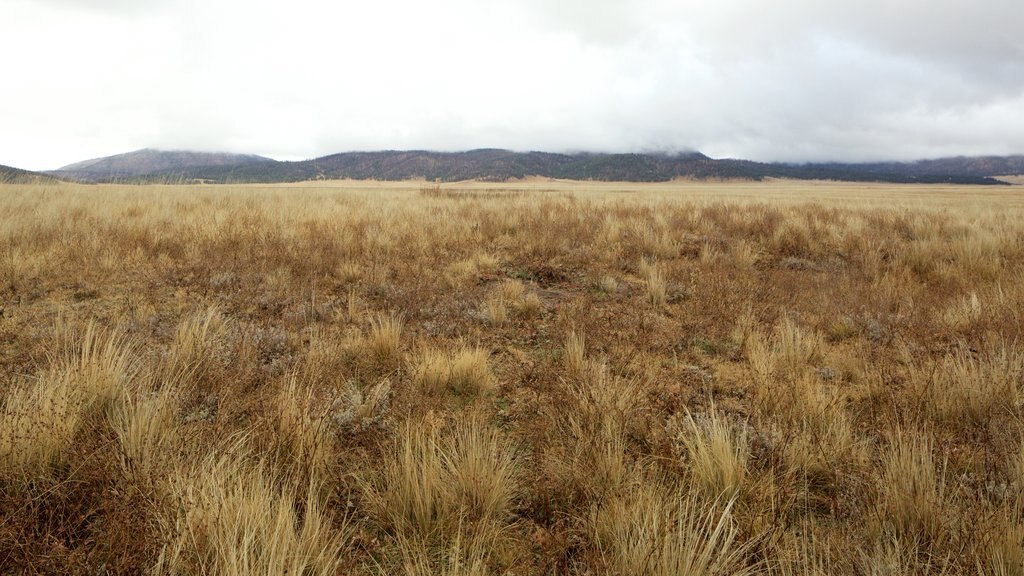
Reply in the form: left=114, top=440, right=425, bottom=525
left=399, top=529, right=489, bottom=576
left=781, top=395, right=866, bottom=504
left=299, top=328, right=350, bottom=383
left=498, top=279, right=525, bottom=302
left=730, top=304, right=757, bottom=353
left=773, top=317, right=823, bottom=381
left=365, top=421, right=455, bottom=541
left=567, top=361, right=644, bottom=442
left=941, top=292, right=984, bottom=330
left=974, top=498, right=1024, bottom=576
left=772, top=218, right=813, bottom=258
left=329, top=377, right=392, bottom=430
left=746, top=329, right=775, bottom=391
left=598, top=274, right=619, bottom=294
left=858, top=535, right=941, bottom=576
left=770, top=531, right=834, bottom=576
left=335, top=260, right=362, bottom=284
left=1011, top=443, right=1024, bottom=494
left=746, top=317, right=827, bottom=422
left=501, top=279, right=542, bottom=319
left=445, top=252, right=499, bottom=287
left=699, top=242, right=721, bottom=266
left=56, top=320, right=136, bottom=417
left=731, top=240, right=761, bottom=270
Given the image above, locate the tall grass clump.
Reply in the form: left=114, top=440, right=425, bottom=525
left=272, top=374, right=336, bottom=482
left=876, top=431, right=955, bottom=550
left=676, top=407, right=749, bottom=501
left=412, top=345, right=493, bottom=399
left=368, top=311, right=405, bottom=363
left=0, top=370, right=82, bottom=483
left=156, top=451, right=346, bottom=575
left=110, top=385, right=179, bottom=484
left=639, top=259, right=668, bottom=306
left=363, top=416, right=518, bottom=547
left=592, top=483, right=754, bottom=576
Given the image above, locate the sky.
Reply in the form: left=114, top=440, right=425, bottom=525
left=2, top=0, right=1023, bottom=171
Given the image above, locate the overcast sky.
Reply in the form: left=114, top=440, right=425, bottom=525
left=2, top=0, right=1023, bottom=170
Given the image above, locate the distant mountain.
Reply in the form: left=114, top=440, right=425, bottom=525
left=48, top=149, right=272, bottom=182
left=787, top=156, right=1024, bottom=180
left=177, top=150, right=749, bottom=183
left=0, top=164, right=62, bottom=184
left=46, top=149, right=1022, bottom=185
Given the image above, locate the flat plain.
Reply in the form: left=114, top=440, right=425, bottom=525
left=1, top=179, right=1023, bottom=574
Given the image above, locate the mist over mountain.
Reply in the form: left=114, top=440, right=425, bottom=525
left=19, top=149, right=1023, bottom=185
left=49, top=149, right=271, bottom=182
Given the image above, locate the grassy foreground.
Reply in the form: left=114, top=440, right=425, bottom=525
left=1, top=179, right=1023, bottom=574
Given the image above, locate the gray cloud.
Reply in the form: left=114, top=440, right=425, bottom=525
left=1, top=0, right=1023, bottom=170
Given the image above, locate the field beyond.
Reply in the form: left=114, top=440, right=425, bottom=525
left=2, top=180, right=1023, bottom=574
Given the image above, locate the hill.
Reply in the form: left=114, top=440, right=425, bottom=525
left=48, top=149, right=272, bottom=182
left=45, top=149, right=1021, bottom=185
left=788, top=156, right=1024, bottom=181
left=0, top=164, right=62, bottom=184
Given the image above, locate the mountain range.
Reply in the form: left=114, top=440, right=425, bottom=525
left=8, top=149, right=1023, bottom=185
left=51, top=149, right=270, bottom=182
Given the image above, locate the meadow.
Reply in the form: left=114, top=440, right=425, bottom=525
left=1, top=178, right=1023, bottom=574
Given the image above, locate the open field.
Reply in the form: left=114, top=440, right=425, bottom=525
left=1, top=179, right=1023, bottom=574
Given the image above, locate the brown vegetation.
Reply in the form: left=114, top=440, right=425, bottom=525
left=1, top=179, right=1023, bottom=574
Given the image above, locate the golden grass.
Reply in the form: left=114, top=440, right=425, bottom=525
left=2, top=179, right=1024, bottom=573
left=368, top=311, right=405, bottom=363
left=640, top=258, right=668, bottom=306
left=156, top=450, right=346, bottom=575
left=592, top=482, right=754, bottom=576
left=0, top=370, right=82, bottom=483
left=272, top=374, right=335, bottom=481
left=448, top=346, right=493, bottom=398
left=110, top=384, right=179, bottom=484
left=876, top=431, right=954, bottom=549
left=564, top=330, right=586, bottom=377
left=677, top=406, right=749, bottom=500
left=364, top=420, right=456, bottom=541
left=413, top=344, right=493, bottom=399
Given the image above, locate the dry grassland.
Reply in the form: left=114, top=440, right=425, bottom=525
left=1, top=179, right=1023, bottom=574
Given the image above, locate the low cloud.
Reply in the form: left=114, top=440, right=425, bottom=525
left=1, top=0, right=1022, bottom=170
